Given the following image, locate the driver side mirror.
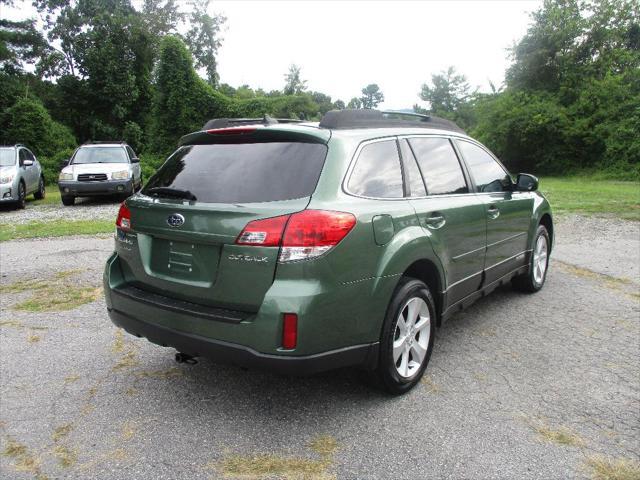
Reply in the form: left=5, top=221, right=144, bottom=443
left=59, top=159, right=70, bottom=169
left=131, top=157, right=140, bottom=163
left=22, top=159, right=34, bottom=167
left=515, top=173, right=538, bottom=192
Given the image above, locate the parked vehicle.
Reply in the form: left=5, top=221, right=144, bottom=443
left=58, top=141, right=142, bottom=206
left=104, top=110, right=553, bottom=394
left=0, top=144, right=46, bottom=209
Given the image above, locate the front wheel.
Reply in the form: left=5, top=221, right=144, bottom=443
left=372, top=278, right=436, bottom=395
left=513, top=225, right=550, bottom=293
left=34, top=176, right=45, bottom=200
left=15, top=182, right=26, bottom=209
left=61, top=195, right=75, bottom=206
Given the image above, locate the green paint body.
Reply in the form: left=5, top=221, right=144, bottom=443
left=104, top=125, right=552, bottom=361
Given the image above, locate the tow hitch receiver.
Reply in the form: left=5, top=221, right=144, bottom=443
left=175, top=352, right=198, bottom=365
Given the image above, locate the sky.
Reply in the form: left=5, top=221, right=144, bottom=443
left=3, top=0, right=542, bottom=109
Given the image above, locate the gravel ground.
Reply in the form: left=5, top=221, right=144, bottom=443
left=0, top=215, right=638, bottom=479
left=0, top=197, right=120, bottom=224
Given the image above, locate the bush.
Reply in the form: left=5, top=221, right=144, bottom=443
left=139, top=153, right=166, bottom=182
left=1, top=97, right=76, bottom=157
left=39, top=148, right=75, bottom=185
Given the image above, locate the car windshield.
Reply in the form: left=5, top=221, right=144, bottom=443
left=72, top=147, right=128, bottom=164
left=0, top=148, right=16, bottom=167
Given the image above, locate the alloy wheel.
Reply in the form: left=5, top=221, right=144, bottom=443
left=533, top=235, right=548, bottom=284
left=393, top=297, right=431, bottom=378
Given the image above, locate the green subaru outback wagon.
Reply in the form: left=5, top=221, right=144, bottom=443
left=104, top=109, right=552, bottom=394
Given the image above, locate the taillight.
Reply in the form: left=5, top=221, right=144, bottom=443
left=235, top=210, right=356, bottom=262
left=236, top=215, right=290, bottom=246
left=282, top=313, right=298, bottom=349
left=280, top=210, right=356, bottom=262
left=116, top=202, right=132, bottom=231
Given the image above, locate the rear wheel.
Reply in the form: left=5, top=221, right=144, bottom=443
left=372, top=278, right=436, bottom=395
left=513, top=225, right=550, bottom=292
left=61, top=195, right=75, bottom=206
left=16, top=182, right=26, bottom=209
left=34, top=176, right=45, bottom=200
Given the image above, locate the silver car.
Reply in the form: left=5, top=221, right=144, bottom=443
left=0, top=144, right=46, bottom=209
left=58, top=142, right=142, bottom=206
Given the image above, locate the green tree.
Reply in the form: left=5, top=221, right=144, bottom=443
left=360, top=84, right=383, bottom=109
left=283, top=64, right=307, bottom=95
left=419, top=67, right=470, bottom=114
left=0, top=19, right=49, bottom=74
left=185, top=0, right=226, bottom=87
left=347, top=97, right=361, bottom=109
left=333, top=99, right=345, bottom=110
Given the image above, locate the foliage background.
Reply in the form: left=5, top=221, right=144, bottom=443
left=0, top=0, right=638, bottom=182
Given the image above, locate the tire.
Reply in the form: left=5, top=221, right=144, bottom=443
left=371, top=277, right=436, bottom=395
left=34, top=176, right=45, bottom=200
left=61, top=195, right=75, bottom=206
left=15, top=182, right=26, bottom=209
left=513, top=224, right=550, bottom=293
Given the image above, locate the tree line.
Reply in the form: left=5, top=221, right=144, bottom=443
left=1, top=0, right=638, bottom=183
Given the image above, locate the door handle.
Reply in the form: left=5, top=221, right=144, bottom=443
left=424, top=214, right=446, bottom=229
left=487, top=205, right=500, bottom=219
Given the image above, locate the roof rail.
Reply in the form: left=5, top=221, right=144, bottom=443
left=82, top=140, right=126, bottom=145
left=202, top=115, right=304, bottom=130
left=318, top=109, right=466, bottom=134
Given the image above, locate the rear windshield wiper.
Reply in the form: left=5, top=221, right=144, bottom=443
left=146, top=187, right=197, bottom=201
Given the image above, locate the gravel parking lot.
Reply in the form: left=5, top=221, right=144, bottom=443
left=0, top=214, right=638, bottom=479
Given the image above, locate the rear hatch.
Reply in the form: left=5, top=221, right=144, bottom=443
left=116, top=127, right=329, bottom=312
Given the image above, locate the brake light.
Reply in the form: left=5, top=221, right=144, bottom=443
left=280, top=210, right=356, bottom=262
left=236, top=214, right=290, bottom=246
left=116, top=202, right=132, bottom=231
left=206, top=127, right=256, bottom=135
left=282, top=313, right=298, bottom=349
left=235, top=210, right=356, bottom=262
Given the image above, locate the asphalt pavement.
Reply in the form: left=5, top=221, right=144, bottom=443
left=0, top=216, right=638, bottom=479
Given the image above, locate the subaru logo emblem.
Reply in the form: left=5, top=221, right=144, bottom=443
left=167, top=213, right=185, bottom=227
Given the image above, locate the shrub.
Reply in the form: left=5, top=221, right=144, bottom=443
left=39, top=148, right=75, bottom=185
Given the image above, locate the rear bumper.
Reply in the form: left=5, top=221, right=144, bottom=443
left=59, top=179, right=133, bottom=196
left=107, top=307, right=378, bottom=375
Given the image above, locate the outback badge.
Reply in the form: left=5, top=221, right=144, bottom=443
left=167, top=213, right=185, bottom=227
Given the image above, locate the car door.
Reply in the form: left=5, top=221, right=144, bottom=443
left=126, top=146, right=141, bottom=186
left=402, top=136, right=487, bottom=306
left=25, top=149, right=40, bottom=190
left=455, top=139, right=533, bottom=284
left=18, top=149, right=36, bottom=192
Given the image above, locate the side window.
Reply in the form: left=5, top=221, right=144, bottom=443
left=26, top=150, right=35, bottom=161
left=348, top=140, right=404, bottom=198
left=457, top=140, right=511, bottom=193
left=126, top=146, right=137, bottom=160
left=408, top=137, right=468, bottom=195
left=18, top=149, right=27, bottom=166
left=399, top=139, right=426, bottom=197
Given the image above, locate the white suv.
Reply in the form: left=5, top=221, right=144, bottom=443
left=58, top=142, right=142, bottom=206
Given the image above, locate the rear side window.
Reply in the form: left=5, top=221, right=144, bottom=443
left=457, top=140, right=511, bottom=193
left=143, top=142, right=327, bottom=204
left=408, top=138, right=468, bottom=195
left=348, top=140, right=403, bottom=198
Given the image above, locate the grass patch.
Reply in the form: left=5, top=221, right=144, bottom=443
left=586, top=456, right=640, bottom=480
left=421, top=375, right=442, bottom=393
left=534, top=424, right=584, bottom=447
left=217, top=454, right=332, bottom=480
left=2, top=437, right=44, bottom=476
left=134, top=367, right=182, bottom=378
left=52, top=424, right=73, bottom=442
left=309, top=435, right=338, bottom=458
left=2, top=269, right=102, bottom=312
left=53, top=445, right=77, bottom=468
left=540, top=177, right=640, bottom=221
left=29, top=188, right=62, bottom=206
left=15, top=286, right=101, bottom=312
left=0, top=219, right=114, bottom=241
